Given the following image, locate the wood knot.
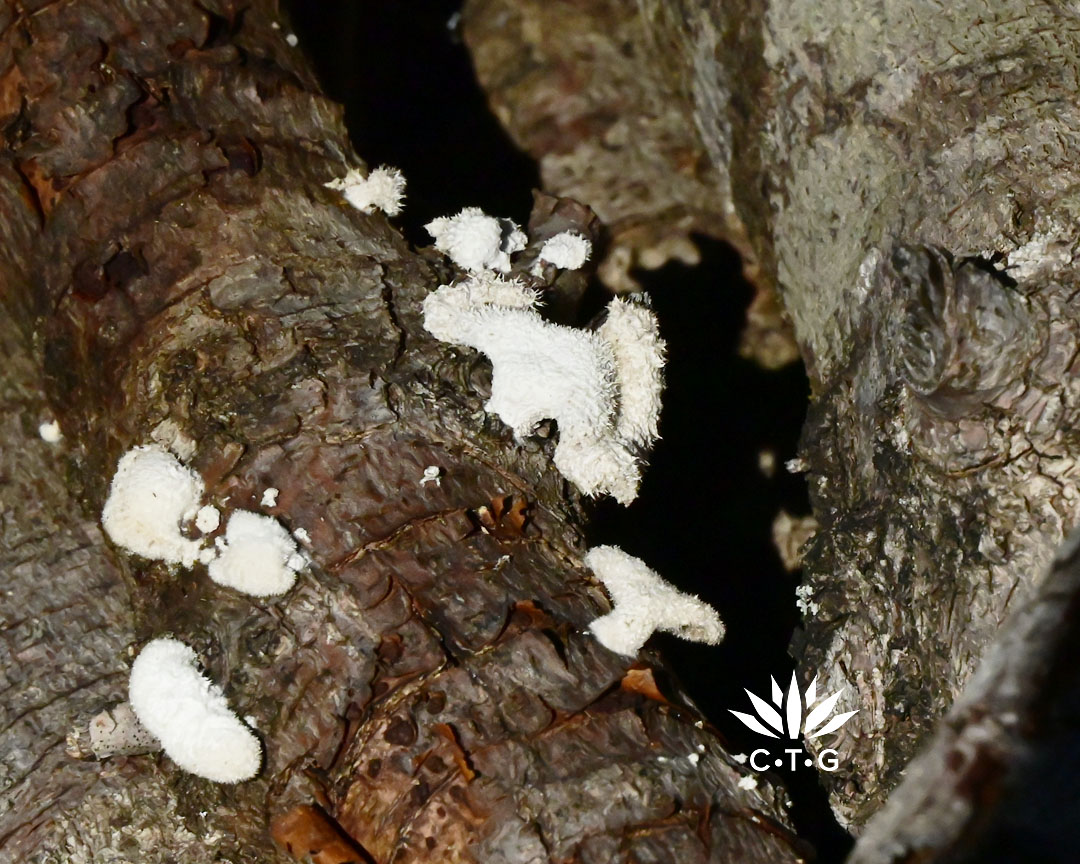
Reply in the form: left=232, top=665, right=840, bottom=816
left=892, top=245, right=1040, bottom=417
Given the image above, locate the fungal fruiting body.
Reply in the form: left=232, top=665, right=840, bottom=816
left=584, top=545, right=724, bottom=655
left=425, top=207, right=527, bottom=272
left=534, top=231, right=592, bottom=273
left=324, top=165, right=406, bottom=216
left=38, top=419, right=62, bottom=443
left=422, top=275, right=664, bottom=503
left=598, top=296, right=666, bottom=448
left=208, top=510, right=306, bottom=597
left=128, top=638, right=261, bottom=783
left=195, top=504, right=220, bottom=534
left=101, top=445, right=205, bottom=567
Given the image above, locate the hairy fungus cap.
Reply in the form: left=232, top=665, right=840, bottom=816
left=101, top=445, right=205, bottom=567
left=537, top=231, right=592, bottom=270
left=325, top=165, right=406, bottom=216
left=585, top=545, right=725, bottom=655
left=128, top=638, right=261, bottom=783
left=422, top=277, right=665, bottom=503
left=208, top=510, right=306, bottom=596
left=598, top=296, right=666, bottom=449
left=425, top=207, right=527, bottom=272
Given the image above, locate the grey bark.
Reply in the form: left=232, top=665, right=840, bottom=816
left=464, top=0, right=1080, bottom=834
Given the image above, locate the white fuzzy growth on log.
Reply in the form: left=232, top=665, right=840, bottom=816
left=422, top=276, right=664, bottom=503
left=425, top=207, right=527, bottom=272
left=101, top=445, right=205, bottom=567
left=324, top=165, right=406, bottom=216
left=584, top=545, right=725, bottom=655
left=38, top=419, right=62, bottom=443
left=128, top=638, right=261, bottom=783
left=598, top=296, right=666, bottom=449
left=538, top=231, right=592, bottom=270
left=207, top=510, right=305, bottom=596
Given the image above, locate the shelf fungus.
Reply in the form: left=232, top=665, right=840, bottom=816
left=423, top=275, right=665, bottom=503
left=128, top=638, right=262, bottom=783
left=425, top=206, right=527, bottom=273
left=324, top=164, right=406, bottom=216
left=208, top=510, right=307, bottom=597
left=584, top=545, right=725, bottom=656
left=101, top=445, right=207, bottom=567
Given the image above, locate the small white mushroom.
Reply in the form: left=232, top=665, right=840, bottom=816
left=195, top=504, right=220, bottom=535
left=324, top=165, right=406, bottom=217
left=101, top=445, right=206, bottom=567
left=425, top=207, right=526, bottom=273
left=128, top=638, right=261, bottom=783
left=532, top=231, right=592, bottom=275
left=584, top=545, right=724, bottom=655
left=38, top=419, right=62, bottom=443
left=208, top=510, right=306, bottom=597
left=420, top=465, right=442, bottom=487
left=260, top=487, right=279, bottom=508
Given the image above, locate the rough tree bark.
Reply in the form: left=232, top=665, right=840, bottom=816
left=0, top=2, right=806, bottom=862
left=463, top=0, right=1080, bottom=835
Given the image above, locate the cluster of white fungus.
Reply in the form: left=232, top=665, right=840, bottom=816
left=425, top=207, right=527, bottom=273
left=324, top=165, right=406, bottom=217
left=208, top=511, right=305, bottom=597
left=423, top=274, right=664, bottom=503
left=128, top=638, right=261, bottom=783
left=101, top=445, right=305, bottom=598
left=584, top=545, right=724, bottom=656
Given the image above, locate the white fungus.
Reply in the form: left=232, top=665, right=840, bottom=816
left=195, top=505, right=220, bottom=535
left=208, top=510, right=305, bottom=596
left=293, top=526, right=311, bottom=544
left=597, top=297, right=666, bottom=449
left=422, top=276, right=664, bottom=503
left=101, top=445, right=205, bottom=567
left=260, top=487, right=279, bottom=508
left=38, top=419, right=62, bottom=443
left=128, top=638, right=261, bottom=783
left=425, top=207, right=527, bottom=273
left=536, top=231, right=592, bottom=271
left=420, top=466, right=442, bottom=487
left=584, top=545, right=725, bottom=656
left=324, top=165, right=406, bottom=217
left=285, top=32, right=298, bottom=47
left=738, top=775, right=759, bottom=791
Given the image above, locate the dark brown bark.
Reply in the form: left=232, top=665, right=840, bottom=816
left=463, top=0, right=1080, bottom=838
left=0, top=2, right=802, bottom=862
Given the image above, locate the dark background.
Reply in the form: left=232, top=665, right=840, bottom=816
left=287, top=3, right=850, bottom=859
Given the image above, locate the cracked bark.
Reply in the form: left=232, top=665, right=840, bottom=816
left=462, top=0, right=1080, bottom=837
left=0, top=2, right=804, bottom=862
